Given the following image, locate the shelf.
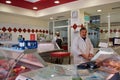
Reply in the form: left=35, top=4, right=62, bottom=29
left=0, top=47, right=24, bottom=53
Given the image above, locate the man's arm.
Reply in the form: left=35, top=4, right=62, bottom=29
left=79, top=38, right=94, bottom=60
left=80, top=54, right=90, bottom=60
left=89, top=38, right=94, bottom=54
left=71, top=37, right=83, bottom=56
left=88, top=38, right=94, bottom=59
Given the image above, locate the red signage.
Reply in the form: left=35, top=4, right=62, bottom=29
left=30, top=34, right=35, bottom=40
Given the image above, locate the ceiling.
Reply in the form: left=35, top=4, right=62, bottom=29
left=0, top=0, right=77, bottom=11
left=81, top=2, right=120, bottom=23
left=0, top=0, right=119, bottom=22
left=40, top=11, right=71, bottom=21
left=40, top=1, right=120, bottom=21
left=81, top=2, right=120, bottom=15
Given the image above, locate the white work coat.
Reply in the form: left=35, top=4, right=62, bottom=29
left=52, top=36, right=62, bottom=49
left=71, top=35, right=94, bottom=65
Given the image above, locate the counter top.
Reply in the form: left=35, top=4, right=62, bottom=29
left=0, top=47, right=24, bottom=53
left=16, top=64, right=112, bottom=80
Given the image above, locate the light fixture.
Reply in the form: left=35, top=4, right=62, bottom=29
left=54, top=0, right=60, bottom=4
left=107, top=15, right=110, bottom=18
left=97, top=9, right=102, bottom=12
left=33, top=7, right=38, bottom=10
left=25, top=0, right=40, bottom=3
left=6, top=0, right=11, bottom=4
left=50, top=17, right=53, bottom=20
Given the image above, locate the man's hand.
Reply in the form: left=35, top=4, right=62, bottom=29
left=80, top=54, right=89, bottom=60
left=80, top=53, right=94, bottom=60
left=88, top=53, right=94, bottom=60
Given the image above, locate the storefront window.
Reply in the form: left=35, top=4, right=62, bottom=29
left=81, top=2, right=120, bottom=47
left=54, top=20, right=68, bottom=27
left=109, top=12, right=120, bottom=46
left=49, top=22, right=53, bottom=40
left=49, top=19, right=70, bottom=51
left=100, top=14, right=109, bottom=42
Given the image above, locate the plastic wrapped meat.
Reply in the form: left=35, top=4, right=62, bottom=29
left=0, top=59, right=9, bottom=79
left=98, top=57, right=120, bottom=74
left=0, top=59, right=14, bottom=79
left=90, top=48, right=120, bottom=73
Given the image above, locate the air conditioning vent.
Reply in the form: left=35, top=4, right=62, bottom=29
left=57, top=16, right=65, bottom=19
left=112, top=6, right=120, bottom=10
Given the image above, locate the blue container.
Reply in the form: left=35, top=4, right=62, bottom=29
left=25, top=40, right=38, bottom=49
left=19, top=41, right=25, bottom=50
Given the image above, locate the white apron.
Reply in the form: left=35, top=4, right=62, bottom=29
left=71, top=35, right=94, bottom=65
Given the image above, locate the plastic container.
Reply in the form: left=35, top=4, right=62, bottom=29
left=19, top=41, right=25, bottom=50
left=72, top=65, right=82, bottom=80
left=85, top=73, right=104, bottom=80
left=72, top=75, right=82, bottom=80
left=25, top=40, right=38, bottom=49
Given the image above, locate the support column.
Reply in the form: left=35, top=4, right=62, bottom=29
left=108, top=13, right=111, bottom=42
left=70, top=9, right=85, bottom=45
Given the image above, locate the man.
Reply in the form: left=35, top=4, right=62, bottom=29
left=71, top=27, right=94, bottom=64
left=18, top=35, right=23, bottom=41
left=52, top=32, right=63, bottom=49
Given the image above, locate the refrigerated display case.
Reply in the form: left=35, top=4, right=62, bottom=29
left=0, top=42, right=63, bottom=80
left=16, top=48, right=120, bottom=80
left=37, top=42, right=65, bottom=63
left=0, top=47, right=47, bottom=80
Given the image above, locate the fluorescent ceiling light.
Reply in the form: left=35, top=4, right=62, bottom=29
left=97, top=9, right=102, bottom=12
left=25, top=0, right=40, bottom=3
left=6, top=0, right=11, bottom=4
left=107, top=15, right=110, bottom=18
left=33, top=7, right=38, bottom=10
left=54, top=0, right=60, bottom=4
left=50, top=17, right=53, bottom=20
